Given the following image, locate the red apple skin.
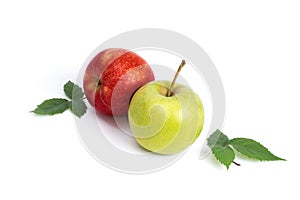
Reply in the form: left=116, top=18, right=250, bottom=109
left=83, top=48, right=128, bottom=112
left=83, top=48, right=154, bottom=116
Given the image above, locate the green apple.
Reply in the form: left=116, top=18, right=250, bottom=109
left=128, top=74, right=204, bottom=155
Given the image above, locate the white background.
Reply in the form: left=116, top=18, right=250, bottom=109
left=1, top=0, right=299, bottom=199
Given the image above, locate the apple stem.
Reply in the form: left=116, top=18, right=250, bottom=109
left=232, top=161, right=241, bottom=166
left=167, top=60, right=186, bottom=97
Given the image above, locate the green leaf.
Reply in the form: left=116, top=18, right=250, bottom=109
left=69, top=99, right=87, bottom=118
left=207, top=129, right=229, bottom=148
left=207, top=129, right=235, bottom=169
left=229, top=138, right=285, bottom=161
left=212, top=145, right=235, bottom=169
left=32, top=98, right=70, bottom=115
left=64, top=80, right=84, bottom=100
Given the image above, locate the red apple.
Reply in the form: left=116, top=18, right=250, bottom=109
left=83, top=48, right=154, bottom=116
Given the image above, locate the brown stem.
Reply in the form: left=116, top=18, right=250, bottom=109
left=167, top=60, right=186, bottom=97
left=232, top=161, right=241, bottom=166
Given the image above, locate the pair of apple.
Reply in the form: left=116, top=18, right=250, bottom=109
left=83, top=48, right=204, bottom=155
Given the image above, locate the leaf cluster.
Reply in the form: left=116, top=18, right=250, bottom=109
left=207, top=130, right=285, bottom=169
left=32, top=81, right=87, bottom=118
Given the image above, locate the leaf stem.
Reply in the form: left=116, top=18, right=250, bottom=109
left=232, top=161, right=241, bottom=166
left=167, top=60, right=186, bottom=97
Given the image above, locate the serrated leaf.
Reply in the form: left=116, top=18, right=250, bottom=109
left=207, top=129, right=229, bottom=148
left=64, top=80, right=84, bottom=100
left=212, top=145, right=235, bottom=169
left=207, top=129, right=235, bottom=169
left=69, top=99, right=87, bottom=118
left=32, top=98, right=69, bottom=115
left=229, top=138, right=285, bottom=161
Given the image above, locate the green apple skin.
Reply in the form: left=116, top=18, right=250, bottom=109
left=128, top=80, right=204, bottom=155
